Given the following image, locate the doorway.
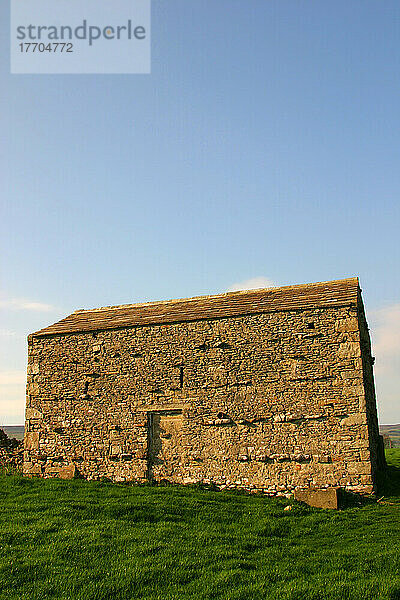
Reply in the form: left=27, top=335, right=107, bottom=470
left=147, top=410, right=183, bottom=482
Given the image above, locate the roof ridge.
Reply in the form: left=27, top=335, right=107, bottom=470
left=72, top=277, right=359, bottom=315
left=30, top=277, right=360, bottom=338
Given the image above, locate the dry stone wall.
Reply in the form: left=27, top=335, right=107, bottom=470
left=0, top=429, right=23, bottom=471
left=24, top=304, right=380, bottom=494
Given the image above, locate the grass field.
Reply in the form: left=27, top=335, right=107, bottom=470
left=1, top=451, right=400, bottom=600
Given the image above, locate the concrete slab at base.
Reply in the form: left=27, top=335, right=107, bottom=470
left=294, top=487, right=339, bottom=509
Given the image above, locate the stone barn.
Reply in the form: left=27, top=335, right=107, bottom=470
left=24, top=277, right=383, bottom=494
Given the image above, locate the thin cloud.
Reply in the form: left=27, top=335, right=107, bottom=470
left=0, top=370, right=26, bottom=425
left=369, top=304, right=400, bottom=375
left=227, top=276, right=278, bottom=292
left=0, top=370, right=26, bottom=385
left=0, top=393, right=25, bottom=428
left=0, top=298, right=56, bottom=312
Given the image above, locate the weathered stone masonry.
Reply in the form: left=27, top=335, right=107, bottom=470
left=24, top=278, right=383, bottom=494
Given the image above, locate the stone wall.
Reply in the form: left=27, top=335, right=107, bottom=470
left=0, top=429, right=23, bottom=471
left=24, top=303, right=380, bottom=494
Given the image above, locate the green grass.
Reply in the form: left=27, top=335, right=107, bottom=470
left=1, top=451, right=400, bottom=600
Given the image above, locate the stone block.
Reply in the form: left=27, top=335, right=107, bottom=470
left=347, top=461, right=371, bottom=475
left=337, top=342, right=361, bottom=358
left=27, top=382, right=39, bottom=394
left=25, top=432, right=39, bottom=450
left=336, top=319, right=359, bottom=333
left=294, top=487, right=340, bottom=509
left=341, top=414, right=366, bottom=426
left=23, top=462, right=42, bottom=475
left=59, top=464, right=76, bottom=480
left=26, top=408, right=43, bottom=420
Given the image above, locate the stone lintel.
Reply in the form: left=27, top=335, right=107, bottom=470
left=137, top=403, right=192, bottom=413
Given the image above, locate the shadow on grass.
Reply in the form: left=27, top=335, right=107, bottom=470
left=377, top=463, right=400, bottom=498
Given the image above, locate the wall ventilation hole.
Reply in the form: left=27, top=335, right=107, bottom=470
left=217, top=342, right=231, bottom=349
left=307, top=322, right=315, bottom=329
left=196, top=343, right=207, bottom=351
left=179, top=366, right=184, bottom=389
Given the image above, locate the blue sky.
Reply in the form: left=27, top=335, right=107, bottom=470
left=1, top=0, right=399, bottom=424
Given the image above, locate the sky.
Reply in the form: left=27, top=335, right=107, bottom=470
left=1, top=0, right=399, bottom=425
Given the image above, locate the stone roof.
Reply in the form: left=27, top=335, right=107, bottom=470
left=30, top=277, right=359, bottom=338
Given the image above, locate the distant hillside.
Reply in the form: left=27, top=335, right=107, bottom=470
left=380, top=424, right=400, bottom=448
left=1, top=426, right=24, bottom=441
